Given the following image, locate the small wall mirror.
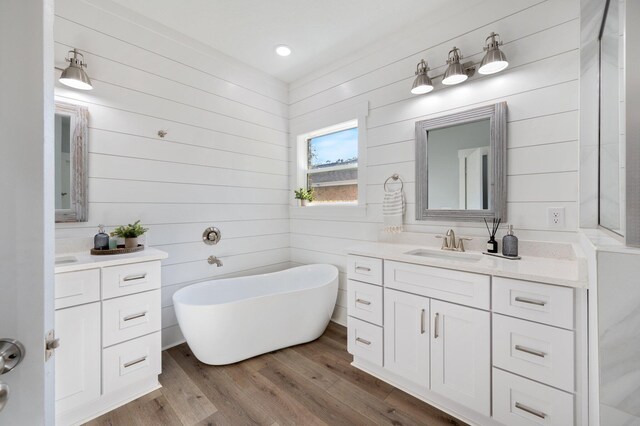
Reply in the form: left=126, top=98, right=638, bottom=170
left=55, top=101, right=88, bottom=222
left=415, top=102, right=507, bottom=221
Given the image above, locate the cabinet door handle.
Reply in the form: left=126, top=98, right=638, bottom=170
left=515, top=345, right=546, bottom=358
left=420, top=309, right=426, bottom=334
left=434, top=313, right=440, bottom=339
left=355, top=266, right=371, bottom=272
left=355, top=299, right=371, bottom=306
left=123, top=311, right=148, bottom=322
left=514, top=296, right=546, bottom=306
left=123, top=356, right=148, bottom=369
left=355, top=337, right=371, bottom=346
left=515, top=402, right=547, bottom=419
left=123, top=273, right=147, bottom=282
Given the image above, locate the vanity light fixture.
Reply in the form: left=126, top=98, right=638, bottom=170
left=59, top=49, right=93, bottom=91
left=478, top=32, right=508, bottom=75
left=409, top=32, right=508, bottom=94
left=411, top=59, right=434, bottom=94
left=442, top=47, right=469, bottom=85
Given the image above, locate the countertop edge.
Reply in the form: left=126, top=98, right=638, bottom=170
left=55, top=247, right=168, bottom=274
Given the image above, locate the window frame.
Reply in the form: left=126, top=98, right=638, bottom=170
left=292, top=102, right=368, bottom=217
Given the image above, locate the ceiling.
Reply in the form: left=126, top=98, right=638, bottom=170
left=104, top=0, right=453, bottom=83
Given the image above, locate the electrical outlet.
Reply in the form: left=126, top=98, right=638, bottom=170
left=547, top=207, right=566, bottom=229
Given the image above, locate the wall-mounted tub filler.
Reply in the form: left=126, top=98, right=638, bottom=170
left=207, top=256, right=223, bottom=267
left=202, top=227, right=221, bottom=245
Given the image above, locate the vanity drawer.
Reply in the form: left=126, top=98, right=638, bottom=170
left=493, top=368, right=574, bottom=426
left=493, top=277, right=574, bottom=329
left=384, top=260, right=490, bottom=309
left=103, top=331, right=161, bottom=394
left=347, top=255, right=383, bottom=286
left=102, top=261, right=161, bottom=299
left=347, top=316, right=383, bottom=366
left=55, top=269, right=100, bottom=310
left=347, top=280, right=383, bottom=326
left=493, top=314, right=574, bottom=392
left=102, top=290, right=161, bottom=347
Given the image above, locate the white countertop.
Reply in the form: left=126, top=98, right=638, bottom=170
left=348, top=242, right=588, bottom=288
left=55, top=247, right=168, bottom=274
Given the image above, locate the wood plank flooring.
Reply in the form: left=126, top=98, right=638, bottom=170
left=86, top=323, right=467, bottom=426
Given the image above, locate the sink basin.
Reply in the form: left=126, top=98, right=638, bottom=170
left=55, top=255, right=77, bottom=265
left=404, top=249, right=482, bottom=262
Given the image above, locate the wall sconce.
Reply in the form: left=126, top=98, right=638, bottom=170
left=58, top=49, right=93, bottom=91
left=411, top=59, right=434, bottom=94
left=410, top=32, right=508, bottom=94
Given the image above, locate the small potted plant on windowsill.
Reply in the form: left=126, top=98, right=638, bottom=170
left=294, top=187, right=314, bottom=206
left=110, top=220, right=149, bottom=249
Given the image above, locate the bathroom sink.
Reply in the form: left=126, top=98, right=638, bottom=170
left=55, top=255, right=77, bottom=265
left=404, top=249, right=482, bottom=262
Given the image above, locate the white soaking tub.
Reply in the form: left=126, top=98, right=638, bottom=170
left=173, top=264, right=339, bottom=365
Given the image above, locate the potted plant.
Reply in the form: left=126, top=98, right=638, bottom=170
left=294, top=187, right=314, bottom=206
left=110, top=220, right=149, bottom=249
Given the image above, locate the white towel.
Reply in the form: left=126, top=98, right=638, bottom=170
left=383, top=189, right=405, bottom=233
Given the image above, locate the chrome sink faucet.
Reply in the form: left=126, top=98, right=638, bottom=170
left=436, top=229, right=473, bottom=252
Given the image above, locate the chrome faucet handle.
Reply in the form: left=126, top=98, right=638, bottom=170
left=456, top=237, right=473, bottom=252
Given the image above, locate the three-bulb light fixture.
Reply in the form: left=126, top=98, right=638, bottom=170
left=411, top=32, right=508, bottom=95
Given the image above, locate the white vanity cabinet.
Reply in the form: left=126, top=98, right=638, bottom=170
left=346, top=251, right=586, bottom=426
left=54, top=249, right=167, bottom=426
left=383, top=288, right=430, bottom=391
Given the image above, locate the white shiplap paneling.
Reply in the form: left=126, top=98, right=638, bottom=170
left=289, top=0, right=580, bottom=325
left=54, top=0, right=289, bottom=348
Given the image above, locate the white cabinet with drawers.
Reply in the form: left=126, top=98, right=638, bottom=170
left=54, top=249, right=167, bottom=426
left=345, top=251, right=587, bottom=426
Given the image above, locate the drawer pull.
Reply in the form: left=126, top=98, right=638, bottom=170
left=355, top=298, right=371, bottom=306
left=434, top=313, right=440, bottom=339
left=420, top=309, right=426, bottom=334
left=355, top=266, right=371, bottom=272
left=515, top=344, right=546, bottom=358
left=123, top=311, right=148, bottom=322
left=123, top=356, right=148, bottom=369
left=355, top=337, right=371, bottom=346
left=123, top=273, right=147, bottom=282
left=515, top=402, right=547, bottom=419
left=514, top=296, right=546, bottom=306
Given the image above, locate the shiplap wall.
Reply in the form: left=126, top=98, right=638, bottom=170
left=53, top=0, right=289, bottom=348
left=289, top=0, right=580, bottom=324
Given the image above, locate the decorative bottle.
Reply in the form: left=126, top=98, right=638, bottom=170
left=94, top=225, right=110, bottom=250
left=487, top=236, right=498, bottom=253
left=502, top=224, right=519, bottom=257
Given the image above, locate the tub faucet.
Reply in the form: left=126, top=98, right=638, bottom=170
left=208, top=255, right=223, bottom=267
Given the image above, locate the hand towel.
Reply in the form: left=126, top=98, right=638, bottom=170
left=383, top=189, right=405, bottom=233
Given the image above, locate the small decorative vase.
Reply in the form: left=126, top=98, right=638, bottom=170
left=300, top=199, right=308, bottom=206
left=124, top=237, right=138, bottom=249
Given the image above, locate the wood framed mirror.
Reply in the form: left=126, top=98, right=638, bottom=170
left=55, top=101, right=88, bottom=223
left=415, top=102, right=507, bottom=221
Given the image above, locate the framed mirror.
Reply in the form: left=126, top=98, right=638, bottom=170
left=415, top=102, right=507, bottom=221
left=55, top=101, right=88, bottom=222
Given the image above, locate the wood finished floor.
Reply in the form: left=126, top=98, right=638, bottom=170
left=86, top=323, right=467, bottom=426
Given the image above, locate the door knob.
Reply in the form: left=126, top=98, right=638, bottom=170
left=0, top=339, right=25, bottom=375
left=0, top=382, right=8, bottom=412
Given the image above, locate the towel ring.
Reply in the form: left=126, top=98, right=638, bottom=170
left=384, top=174, right=404, bottom=191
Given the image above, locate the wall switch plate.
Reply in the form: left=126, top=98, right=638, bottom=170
left=547, top=207, right=566, bottom=229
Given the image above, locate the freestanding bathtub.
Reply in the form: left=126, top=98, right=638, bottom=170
left=173, top=264, right=339, bottom=365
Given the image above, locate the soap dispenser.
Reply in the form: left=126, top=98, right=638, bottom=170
left=94, top=225, right=110, bottom=250
left=502, top=224, right=518, bottom=257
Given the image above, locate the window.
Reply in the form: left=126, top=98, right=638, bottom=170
left=302, top=120, right=359, bottom=204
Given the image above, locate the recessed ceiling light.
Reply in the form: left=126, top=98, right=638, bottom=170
left=275, top=45, right=292, bottom=57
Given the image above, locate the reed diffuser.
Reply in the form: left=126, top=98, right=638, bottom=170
left=484, top=217, right=501, bottom=253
